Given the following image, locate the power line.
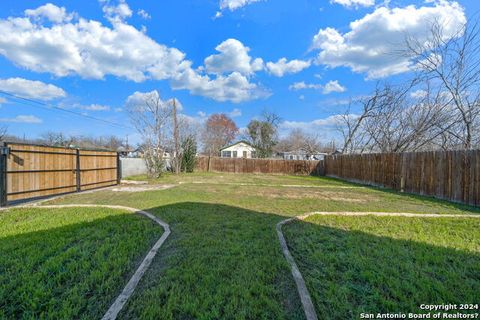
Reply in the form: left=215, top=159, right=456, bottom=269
left=0, top=90, right=135, bottom=130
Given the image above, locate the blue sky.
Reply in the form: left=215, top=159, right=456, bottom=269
left=0, top=0, right=478, bottom=144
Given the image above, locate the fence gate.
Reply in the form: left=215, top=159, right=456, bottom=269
left=0, top=142, right=120, bottom=206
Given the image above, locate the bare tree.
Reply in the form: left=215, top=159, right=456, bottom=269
left=337, top=90, right=383, bottom=153
left=0, top=126, right=7, bottom=142
left=127, top=91, right=173, bottom=178
left=338, top=81, right=450, bottom=153
left=276, top=129, right=323, bottom=156
left=404, top=19, right=480, bottom=149
left=40, top=131, right=72, bottom=147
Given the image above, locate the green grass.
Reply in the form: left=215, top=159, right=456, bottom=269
left=118, top=203, right=304, bottom=320
left=124, top=171, right=357, bottom=187
left=5, top=172, right=480, bottom=319
left=0, top=206, right=162, bottom=320
left=283, top=215, right=480, bottom=319
left=68, top=172, right=480, bottom=216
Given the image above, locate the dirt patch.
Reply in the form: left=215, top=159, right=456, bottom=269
left=239, top=187, right=377, bottom=203
left=120, top=180, right=148, bottom=185
left=272, top=191, right=371, bottom=202
left=112, top=185, right=175, bottom=192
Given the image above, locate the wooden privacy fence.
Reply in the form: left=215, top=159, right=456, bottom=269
left=0, top=142, right=120, bottom=206
left=196, top=156, right=324, bottom=176
left=324, top=150, right=480, bottom=206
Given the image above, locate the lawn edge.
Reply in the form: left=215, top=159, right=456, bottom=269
left=277, top=211, right=480, bottom=320
left=4, top=204, right=171, bottom=320
left=276, top=218, right=318, bottom=320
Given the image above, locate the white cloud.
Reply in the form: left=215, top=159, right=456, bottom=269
left=197, top=111, right=207, bottom=118
left=204, top=39, right=263, bottom=75
left=0, top=78, right=66, bottom=100
left=25, top=3, right=74, bottom=23
left=114, top=107, right=123, bottom=112
left=228, top=108, right=242, bottom=117
left=281, top=115, right=343, bottom=130
left=83, top=104, right=110, bottom=111
left=312, top=1, right=466, bottom=78
left=101, top=0, right=133, bottom=23
left=0, top=4, right=267, bottom=103
left=289, top=80, right=346, bottom=94
left=279, top=114, right=349, bottom=140
left=323, top=80, right=346, bottom=94
left=330, top=0, right=375, bottom=9
left=289, top=81, right=322, bottom=91
left=125, top=90, right=184, bottom=111
left=219, top=0, right=262, bottom=11
left=0, top=115, right=43, bottom=123
left=126, top=90, right=159, bottom=108
left=171, top=68, right=270, bottom=103
left=0, top=8, right=185, bottom=82
left=410, top=89, right=428, bottom=99
left=137, top=9, right=151, bottom=20
left=266, top=58, right=311, bottom=77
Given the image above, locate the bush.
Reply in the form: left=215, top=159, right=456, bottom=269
left=181, top=135, right=197, bottom=173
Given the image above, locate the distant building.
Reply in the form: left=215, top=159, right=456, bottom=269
left=220, top=141, right=256, bottom=158
left=117, top=146, right=144, bottom=158
left=278, top=151, right=328, bottom=161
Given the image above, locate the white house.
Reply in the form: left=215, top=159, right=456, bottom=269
left=220, top=141, right=256, bottom=158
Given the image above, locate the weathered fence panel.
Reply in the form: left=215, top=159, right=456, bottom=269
left=0, top=142, right=119, bottom=206
left=325, top=150, right=480, bottom=206
left=195, top=156, right=324, bottom=176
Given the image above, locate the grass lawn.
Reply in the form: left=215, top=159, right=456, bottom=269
left=4, top=172, right=480, bottom=319
left=0, top=206, right=162, bottom=319
left=283, top=215, right=480, bottom=319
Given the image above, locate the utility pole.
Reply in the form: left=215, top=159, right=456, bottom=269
left=172, top=98, right=180, bottom=174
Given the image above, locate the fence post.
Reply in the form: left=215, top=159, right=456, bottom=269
left=117, top=153, right=121, bottom=184
left=76, top=149, right=81, bottom=192
left=0, top=144, right=8, bottom=207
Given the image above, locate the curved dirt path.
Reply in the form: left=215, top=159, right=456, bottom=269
left=277, top=211, right=480, bottom=320
left=2, top=204, right=170, bottom=320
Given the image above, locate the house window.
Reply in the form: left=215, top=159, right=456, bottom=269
left=289, top=155, right=294, bottom=160
left=243, top=151, right=247, bottom=158
left=233, top=151, right=238, bottom=158
left=222, top=151, right=232, bottom=158
left=251, top=151, right=257, bottom=158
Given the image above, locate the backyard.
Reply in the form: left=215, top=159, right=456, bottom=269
left=1, top=172, right=479, bottom=319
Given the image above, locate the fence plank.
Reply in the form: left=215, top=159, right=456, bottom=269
left=2, top=143, right=118, bottom=205
left=324, top=150, right=480, bottom=206
left=195, top=156, right=324, bottom=176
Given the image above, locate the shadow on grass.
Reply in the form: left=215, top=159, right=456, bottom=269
left=0, top=212, right=161, bottom=320
left=284, top=217, right=480, bottom=319
left=2, top=202, right=478, bottom=320
left=318, top=175, right=480, bottom=214
left=119, top=202, right=480, bottom=320
left=119, top=202, right=306, bottom=320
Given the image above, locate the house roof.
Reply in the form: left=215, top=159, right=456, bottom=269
left=220, top=140, right=254, bottom=151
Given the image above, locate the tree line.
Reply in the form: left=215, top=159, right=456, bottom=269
left=0, top=129, right=128, bottom=151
